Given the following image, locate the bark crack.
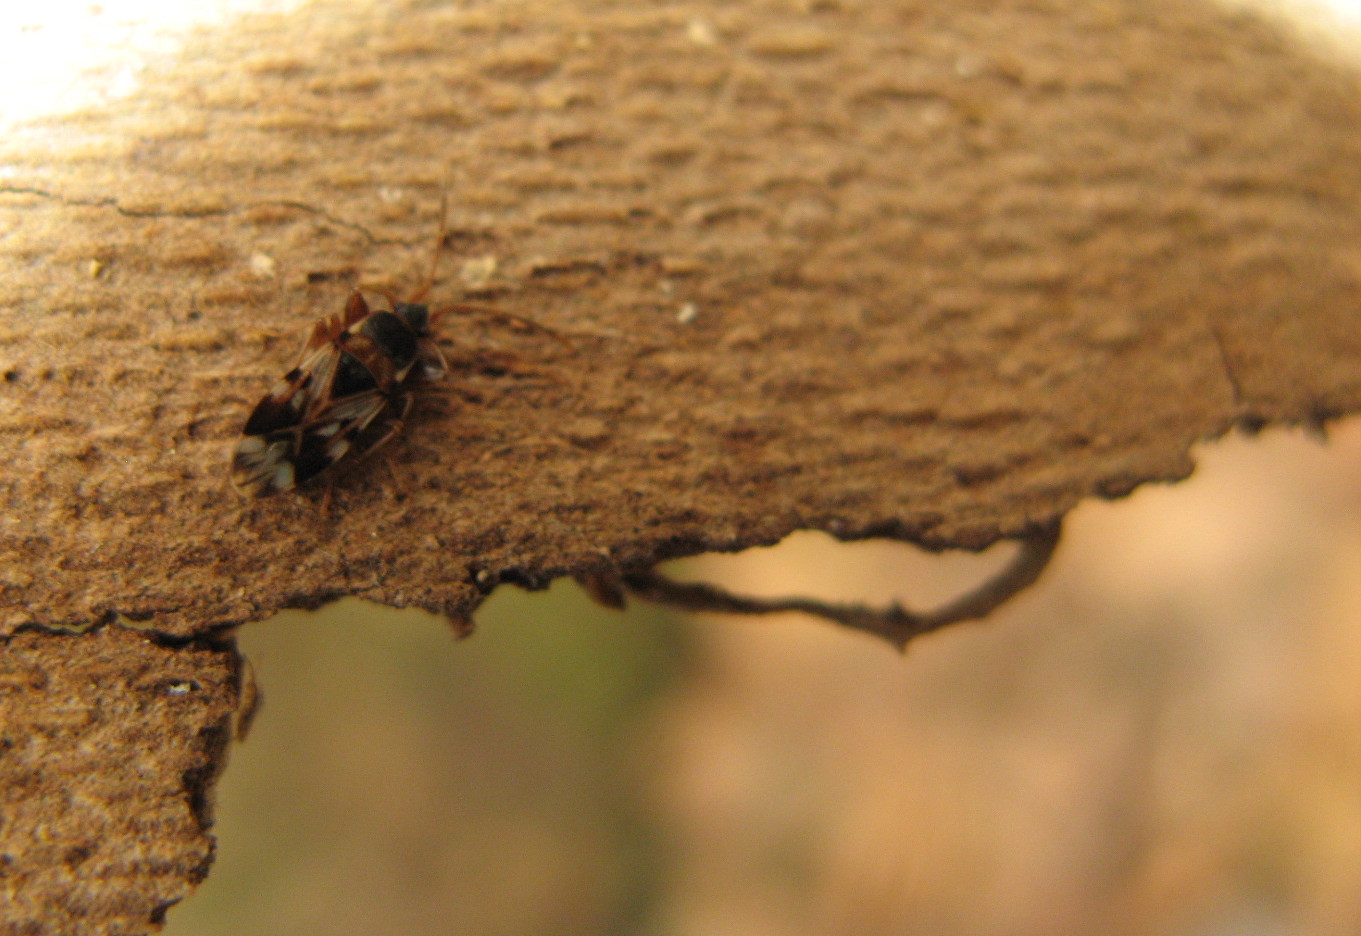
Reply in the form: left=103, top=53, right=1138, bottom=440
left=0, top=186, right=401, bottom=245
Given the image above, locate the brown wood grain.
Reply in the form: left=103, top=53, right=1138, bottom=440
left=3, top=0, right=1361, bottom=930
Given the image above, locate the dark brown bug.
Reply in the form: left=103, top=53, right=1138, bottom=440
left=233, top=192, right=569, bottom=499
left=231, top=287, right=449, bottom=497
left=229, top=191, right=488, bottom=498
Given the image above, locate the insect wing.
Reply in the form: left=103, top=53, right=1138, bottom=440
left=232, top=432, right=298, bottom=497
left=289, top=390, right=393, bottom=483
left=232, top=386, right=392, bottom=497
left=239, top=341, right=342, bottom=438
left=233, top=338, right=353, bottom=496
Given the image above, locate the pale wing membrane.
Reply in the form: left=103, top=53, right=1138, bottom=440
left=231, top=433, right=297, bottom=497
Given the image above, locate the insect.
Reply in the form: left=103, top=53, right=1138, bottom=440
left=231, top=286, right=449, bottom=497
left=233, top=189, right=566, bottom=499
left=231, top=192, right=481, bottom=498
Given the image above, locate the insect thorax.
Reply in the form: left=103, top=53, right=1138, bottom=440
left=357, top=310, right=421, bottom=369
left=392, top=302, right=431, bottom=334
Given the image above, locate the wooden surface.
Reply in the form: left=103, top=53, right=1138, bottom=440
left=1, top=0, right=1359, bottom=636
left=0, top=627, right=244, bottom=934
left=2, top=0, right=1361, bottom=930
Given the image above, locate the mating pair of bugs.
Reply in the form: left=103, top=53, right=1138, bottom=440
left=231, top=214, right=516, bottom=498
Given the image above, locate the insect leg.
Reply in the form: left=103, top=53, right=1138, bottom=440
left=430, top=302, right=569, bottom=346
left=355, top=394, right=414, bottom=458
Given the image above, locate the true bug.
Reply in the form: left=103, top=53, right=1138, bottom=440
left=230, top=285, right=450, bottom=497
left=231, top=194, right=500, bottom=498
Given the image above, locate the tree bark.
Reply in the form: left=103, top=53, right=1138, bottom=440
left=3, top=0, right=1361, bottom=930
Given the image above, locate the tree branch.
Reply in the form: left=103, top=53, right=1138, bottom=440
left=608, top=522, right=1062, bottom=651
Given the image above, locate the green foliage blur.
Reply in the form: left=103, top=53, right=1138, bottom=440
left=172, top=584, right=690, bottom=936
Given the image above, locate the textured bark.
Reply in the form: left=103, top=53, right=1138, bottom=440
left=2, top=0, right=1361, bottom=931
left=0, top=628, right=245, bottom=935
left=2, top=0, right=1360, bottom=638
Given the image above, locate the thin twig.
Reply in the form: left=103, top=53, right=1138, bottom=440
left=614, top=521, right=1063, bottom=651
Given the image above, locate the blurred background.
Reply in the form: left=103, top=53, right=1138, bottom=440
left=162, top=421, right=1361, bottom=936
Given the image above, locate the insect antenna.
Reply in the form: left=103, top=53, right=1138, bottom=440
left=407, top=185, right=450, bottom=305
